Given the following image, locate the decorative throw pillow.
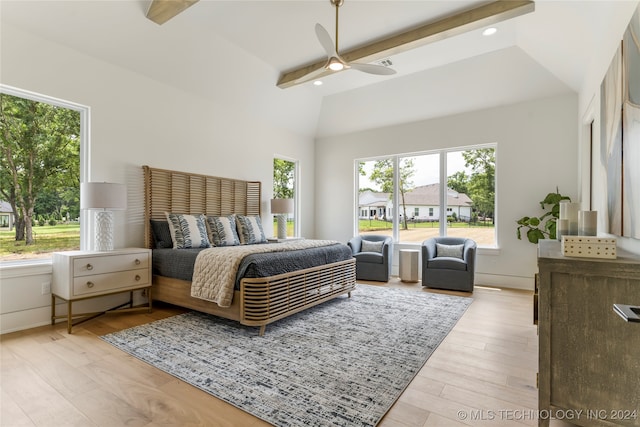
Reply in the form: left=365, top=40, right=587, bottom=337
left=206, top=215, right=240, bottom=246
left=165, top=213, right=211, bottom=249
left=150, top=219, right=172, bottom=249
left=361, top=240, right=384, bottom=253
left=436, top=243, right=464, bottom=259
left=235, top=215, right=267, bottom=245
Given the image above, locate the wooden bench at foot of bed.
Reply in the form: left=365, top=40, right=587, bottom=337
left=152, top=258, right=356, bottom=335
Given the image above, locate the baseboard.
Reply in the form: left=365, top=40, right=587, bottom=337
left=474, top=273, right=534, bottom=291
left=0, top=305, right=53, bottom=335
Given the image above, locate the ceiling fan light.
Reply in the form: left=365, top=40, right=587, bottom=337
left=327, top=57, right=345, bottom=71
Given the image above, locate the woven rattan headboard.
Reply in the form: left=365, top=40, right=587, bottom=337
left=143, top=165, right=261, bottom=249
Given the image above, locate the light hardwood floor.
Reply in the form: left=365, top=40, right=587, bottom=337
left=1, top=280, right=566, bottom=427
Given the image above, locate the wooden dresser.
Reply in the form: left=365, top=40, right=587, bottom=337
left=537, top=240, right=640, bottom=427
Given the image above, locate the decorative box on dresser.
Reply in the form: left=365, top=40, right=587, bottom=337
left=537, top=240, right=640, bottom=427
left=52, top=248, right=152, bottom=333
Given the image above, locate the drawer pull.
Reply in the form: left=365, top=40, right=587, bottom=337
left=135, top=275, right=141, bottom=281
left=86, top=281, right=95, bottom=288
left=86, top=263, right=93, bottom=271
left=135, top=259, right=141, bottom=265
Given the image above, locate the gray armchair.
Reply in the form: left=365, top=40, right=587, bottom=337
left=421, top=237, right=476, bottom=292
left=348, top=235, right=392, bottom=282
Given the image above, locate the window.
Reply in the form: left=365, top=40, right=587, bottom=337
left=356, top=145, right=496, bottom=246
left=273, top=157, right=298, bottom=237
left=0, top=85, right=88, bottom=262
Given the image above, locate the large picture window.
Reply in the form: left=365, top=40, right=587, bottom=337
left=357, top=145, right=496, bottom=247
left=0, top=85, right=88, bottom=262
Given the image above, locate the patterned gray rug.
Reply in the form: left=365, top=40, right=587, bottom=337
left=101, top=284, right=472, bottom=427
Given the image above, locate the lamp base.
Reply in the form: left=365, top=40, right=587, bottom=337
left=95, top=211, right=114, bottom=251
left=277, top=214, right=288, bottom=239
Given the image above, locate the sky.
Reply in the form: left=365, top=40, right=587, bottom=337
left=358, top=150, right=472, bottom=191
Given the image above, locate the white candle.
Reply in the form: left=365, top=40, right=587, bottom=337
left=579, top=210, right=597, bottom=236
left=557, top=219, right=569, bottom=240
left=560, top=202, right=580, bottom=235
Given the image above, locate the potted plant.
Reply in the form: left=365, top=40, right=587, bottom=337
left=516, top=189, right=571, bottom=243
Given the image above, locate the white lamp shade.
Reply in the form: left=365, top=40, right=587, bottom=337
left=270, top=198, right=294, bottom=214
left=81, top=182, right=127, bottom=210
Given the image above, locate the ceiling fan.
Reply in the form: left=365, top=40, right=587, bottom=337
left=314, top=0, right=396, bottom=78
left=277, top=0, right=535, bottom=89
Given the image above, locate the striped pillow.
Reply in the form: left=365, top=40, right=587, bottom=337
left=235, top=215, right=267, bottom=245
left=206, top=215, right=240, bottom=246
left=165, top=213, right=211, bottom=249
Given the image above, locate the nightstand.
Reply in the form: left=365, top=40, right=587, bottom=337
left=51, top=248, right=152, bottom=333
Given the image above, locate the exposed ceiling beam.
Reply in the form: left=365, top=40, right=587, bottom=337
left=146, top=0, right=199, bottom=25
left=277, top=0, right=535, bottom=89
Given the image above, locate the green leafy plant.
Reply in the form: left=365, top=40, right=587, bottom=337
left=516, top=190, right=571, bottom=243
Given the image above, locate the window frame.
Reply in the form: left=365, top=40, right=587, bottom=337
left=273, top=156, right=299, bottom=238
left=0, top=84, right=90, bottom=263
left=355, top=143, right=497, bottom=247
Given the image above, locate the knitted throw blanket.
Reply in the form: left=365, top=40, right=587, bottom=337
left=191, top=240, right=340, bottom=307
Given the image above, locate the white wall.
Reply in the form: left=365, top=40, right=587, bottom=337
left=0, top=24, right=316, bottom=333
left=315, top=94, right=579, bottom=289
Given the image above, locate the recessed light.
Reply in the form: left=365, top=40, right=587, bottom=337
left=313, top=80, right=323, bottom=86
left=482, top=27, right=497, bottom=36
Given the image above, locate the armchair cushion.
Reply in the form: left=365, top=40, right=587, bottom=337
left=427, top=257, right=468, bottom=271
left=354, top=252, right=384, bottom=264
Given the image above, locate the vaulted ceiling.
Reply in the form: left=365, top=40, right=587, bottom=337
left=1, top=1, right=638, bottom=137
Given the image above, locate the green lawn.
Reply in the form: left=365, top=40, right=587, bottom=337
left=0, top=224, right=80, bottom=258
left=359, top=219, right=494, bottom=232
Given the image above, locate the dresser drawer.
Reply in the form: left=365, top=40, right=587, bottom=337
left=73, top=268, right=150, bottom=296
left=73, top=252, right=149, bottom=277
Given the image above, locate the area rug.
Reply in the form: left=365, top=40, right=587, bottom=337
left=101, top=284, right=472, bottom=427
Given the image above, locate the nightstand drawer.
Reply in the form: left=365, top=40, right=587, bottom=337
left=73, top=252, right=149, bottom=277
left=72, top=268, right=150, bottom=296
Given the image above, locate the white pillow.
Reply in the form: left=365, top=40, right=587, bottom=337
left=436, top=243, right=464, bottom=259
left=207, top=215, right=240, bottom=246
left=165, top=213, right=211, bottom=249
left=361, top=240, right=384, bottom=253
left=235, top=215, right=267, bottom=245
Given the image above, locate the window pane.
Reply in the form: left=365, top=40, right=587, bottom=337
left=446, top=149, right=496, bottom=246
left=273, top=158, right=296, bottom=237
left=357, top=159, right=392, bottom=238
left=398, top=154, right=440, bottom=244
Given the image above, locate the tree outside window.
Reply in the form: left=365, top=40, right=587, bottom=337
left=0, top=90, right=82, bottom=261
left=273, top=158, right=296, bottom=237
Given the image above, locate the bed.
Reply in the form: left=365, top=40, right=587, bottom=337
left=143, top=165, right=356, bottom=335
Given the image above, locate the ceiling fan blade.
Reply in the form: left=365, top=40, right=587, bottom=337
left=146, top=0, right=199, bottom=25
left=315, top=23, right=338, bottom=58
left=350, top=62, right=397, bottom=76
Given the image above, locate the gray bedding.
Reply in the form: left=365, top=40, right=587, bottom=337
left=152, top=243, right=353, bottom=288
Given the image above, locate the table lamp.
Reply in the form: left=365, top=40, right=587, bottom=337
left=270, top=198, right=294, bottom=239
left=81, top=182, right=127, bottom=251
